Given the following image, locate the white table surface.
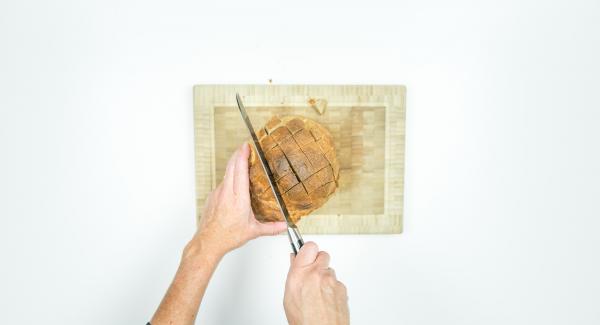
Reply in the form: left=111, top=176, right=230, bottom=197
left=1, top=0, right=599, bottom=324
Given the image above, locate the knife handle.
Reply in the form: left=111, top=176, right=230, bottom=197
left=287, top=226, right=304, bottom=255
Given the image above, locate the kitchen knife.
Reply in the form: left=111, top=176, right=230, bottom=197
left=235, top=93, right=305, bottom=255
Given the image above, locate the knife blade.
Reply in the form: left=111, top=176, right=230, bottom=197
left=235, top=93, right=304, bottom=255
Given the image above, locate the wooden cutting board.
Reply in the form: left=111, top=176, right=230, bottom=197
left=193, top=85, right=405, bottom=234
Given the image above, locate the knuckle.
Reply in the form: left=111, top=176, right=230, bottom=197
left=318, top=251, right=330, bottom=260
left=337, top=281, right=347, bottom=292
left=318, top=270, right=334, bottom=282
left=326, top=274, right=337, bottom=285
left=316, top=252, right=330, bottom=265
left=327, top=267, right=336, bottom=276
left=302, top=241, right=318, bottom=252
left=308, top=268, right=320, bottom=278
left=308, top=270, right=322, bottom=283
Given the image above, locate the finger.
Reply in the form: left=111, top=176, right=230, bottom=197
left=254, top=221, right=287, bottom=237
left=337, top=281, right=347, bottom=296
left=316, top=251, right=331, bottom=268
left=292, top=241, right=319, bottom=268
left=336, top=281, right=348, bottom=304
left=202, top=191, right=213, bottom=210
left=326, top=267, right=337, bottom=279
left=289, top=253, right=295, bottom=264
left=215, top=182, right=224, bottom=194
left=202, top=185, right=221, bottom=210
left=233, top=143, right=251, bottom=196
left=213, top=183, right=224, bottom=199
left=223, top=148, right=239, bottom=192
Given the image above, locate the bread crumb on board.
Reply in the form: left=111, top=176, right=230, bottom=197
left=308, top=98, right=328, bottom=115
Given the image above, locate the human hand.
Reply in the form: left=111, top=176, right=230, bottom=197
left=187, top=143, right=288, bottom=260
left=284, top=242, right=349, bottom=325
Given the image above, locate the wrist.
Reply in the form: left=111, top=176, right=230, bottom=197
left=183, top=233, right=225, bottom=267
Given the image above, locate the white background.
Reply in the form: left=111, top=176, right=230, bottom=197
left=1, top=0, right=599, bottom=324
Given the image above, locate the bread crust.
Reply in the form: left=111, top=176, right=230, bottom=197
left=248, top=115, right=339, bottom=223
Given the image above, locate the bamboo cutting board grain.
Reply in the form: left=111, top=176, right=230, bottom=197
left=193, top=85, right=405, bottom=234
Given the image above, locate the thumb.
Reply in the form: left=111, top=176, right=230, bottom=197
left=292, top=241, right=319, bottom=268
left=254, top=221, right=288, bottom=237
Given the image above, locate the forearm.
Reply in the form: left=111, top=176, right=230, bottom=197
left=151, top=237, right=223, bottom=325
left=151, top=143, right=286, bottom=323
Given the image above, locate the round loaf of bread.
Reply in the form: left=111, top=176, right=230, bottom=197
left=248, top=115, right=339, bottom=223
